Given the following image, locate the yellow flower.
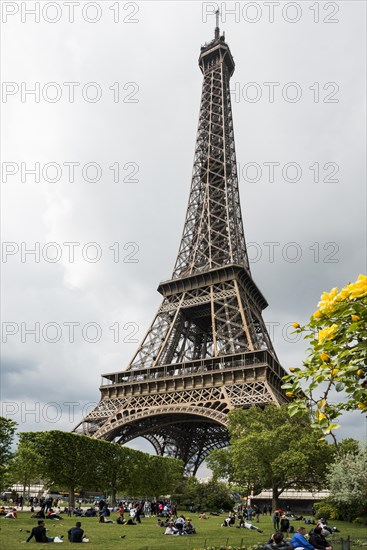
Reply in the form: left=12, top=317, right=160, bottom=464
left=357, top=369, right=364, bottom=377
left=318, top=287, right=339, bottom=314
left=318, top=324, right=338, bottom=343
left=357, top=402, right=367, bottom=411
left=349, top=274, right=367, bottom=299
left=330, top=368, right=339, bottom=377
left=320, top=352, right=330, bottom=362
left=289, top=367, right=296, bottom=373
left=351, top=315, right=361, bottom=322
left=337, top=287, right=350, bottom=301
left=337, top=274, right=367, bottom=301
left=292, top=322, right=300, bottom=329
left=317, top=412, right=327, bottom=421
left=285, top=391, right=293, bottom=397
left=313, top=310, right=322, bottom=319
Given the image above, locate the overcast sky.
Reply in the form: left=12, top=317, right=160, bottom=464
left=1, top=1, right=366, bottom=472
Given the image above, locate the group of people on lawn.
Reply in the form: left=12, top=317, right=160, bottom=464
left=221, top=510, right=334, bottom=550
left=3, top=496, right=337, bottom=547
left=159, top=514, right=196, bottom=535
left=262, top=524, right=333, bottom=550
left=26, top=520, right=88, bottom=543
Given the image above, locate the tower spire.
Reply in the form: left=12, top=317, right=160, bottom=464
left=215, top=9, right=220, bottom=39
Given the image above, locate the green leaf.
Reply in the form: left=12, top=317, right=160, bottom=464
left=324, top=423, right=341, bottom=434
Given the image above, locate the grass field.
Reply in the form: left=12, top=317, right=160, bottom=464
left=0, top=512, right=366, bottom=550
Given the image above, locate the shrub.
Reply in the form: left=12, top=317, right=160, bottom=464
left=352, top=517, right=367, bottom=525
left=313, top=500, right=340, bottom=520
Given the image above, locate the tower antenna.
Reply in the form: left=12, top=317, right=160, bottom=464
left=215, top=9, right=220, bottom=39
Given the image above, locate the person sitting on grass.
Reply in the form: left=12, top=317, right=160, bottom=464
left=291, top=526, right=315, bottom=550
left=46, top=508, right=63, bottom=520
left=26, top=520, right=55, bottom=543
left=262, top=531, right=294, bottom=550
left=4, top=508, right=17, bottom=519
left=222, top=514, right=236, bottom=527
left=183, top=519, right=196, bottom=534
left=309, top=526, right=333, bottom=550
left=199, top=512, right=208, bottom=520
left=117, top=512, right=126, bottom=525
left=317, top=519, right=334, bottom=536
left=174, top=515, right=186, bottom=533
left=164, top=520, right=180, bottom=536
left=68, top=521, right=89, bottom=543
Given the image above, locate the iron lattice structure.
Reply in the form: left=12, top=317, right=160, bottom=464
left=74, top=26, right=288, bottom=474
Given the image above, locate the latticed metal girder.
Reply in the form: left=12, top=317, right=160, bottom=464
left=127, top=270, right=275, bottom=371
left=74, top=380, right=279, bottom=475
left=172, top=39, right=248, bottom=280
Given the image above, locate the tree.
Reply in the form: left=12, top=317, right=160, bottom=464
left=19, top=431, right=184, bottom=504
left=206, top=448, right=234, bottom=482
left=172, top=476, right=234, bottom=512
left=20, top=431, right=99, bottom=506
left=0, top=417, right=17, bottom=491
left=206, top=447, right=263, bottom=497
left=8, top=442, right=41, bottom=498
left=336, top=438, right=361, bottom=457
left=216, top=404, right=334, bottom=510
left=326, top=444, right=367, bottom=521
left=92, top=440, right=132, bottom=505
left=144, top=455, right=183, bottom=498
left=282, top=274, right=367, bottom=440
left=123, top=448, right=152, bottom=497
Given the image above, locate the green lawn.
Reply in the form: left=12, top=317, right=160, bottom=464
left=0, top=512, right=366, bottom=550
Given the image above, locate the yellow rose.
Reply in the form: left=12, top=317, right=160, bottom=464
left=317, top=412, right=327, bottom=421
left=292, top=322, right=300, bottom=329
left=337, top=287, right=350, bottom=301
left=285, top=391, right=293, bottom=397
left=289, top=367, right=296, bottom=373
left=330, top=368, right=339, bottom=377
left=313, top=310, right=322, bottom=319
left=318, top=287, right=339, bottom=313
left=351, top=315, right=361, bottom=322
left=337, top=274, right=367, bottom=301
left=318, top=324, right=338, bottom=343
left=357, top=402, right=367, bottom=411
left=357, top=369, right=364, bottom=377
left=320, top=352, right=330, bottom=362
left=349, top=274, right=367, bottom=299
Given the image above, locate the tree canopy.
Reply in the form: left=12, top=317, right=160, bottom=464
left=0, top=417, right=17, bottom=491
left=7, top=442, right=41, bottom=497
left=20, top=431, right=100, bottom=506
left=16, top=431, right=183, bottom=505
left=326, top=443, right=367, bottom=521
left=172, top=476, right=235, bottom=512
left=208, top=404, right=334, bottom=509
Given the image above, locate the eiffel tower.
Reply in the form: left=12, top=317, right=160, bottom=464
left=74, top=18, right=288, bottom=474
